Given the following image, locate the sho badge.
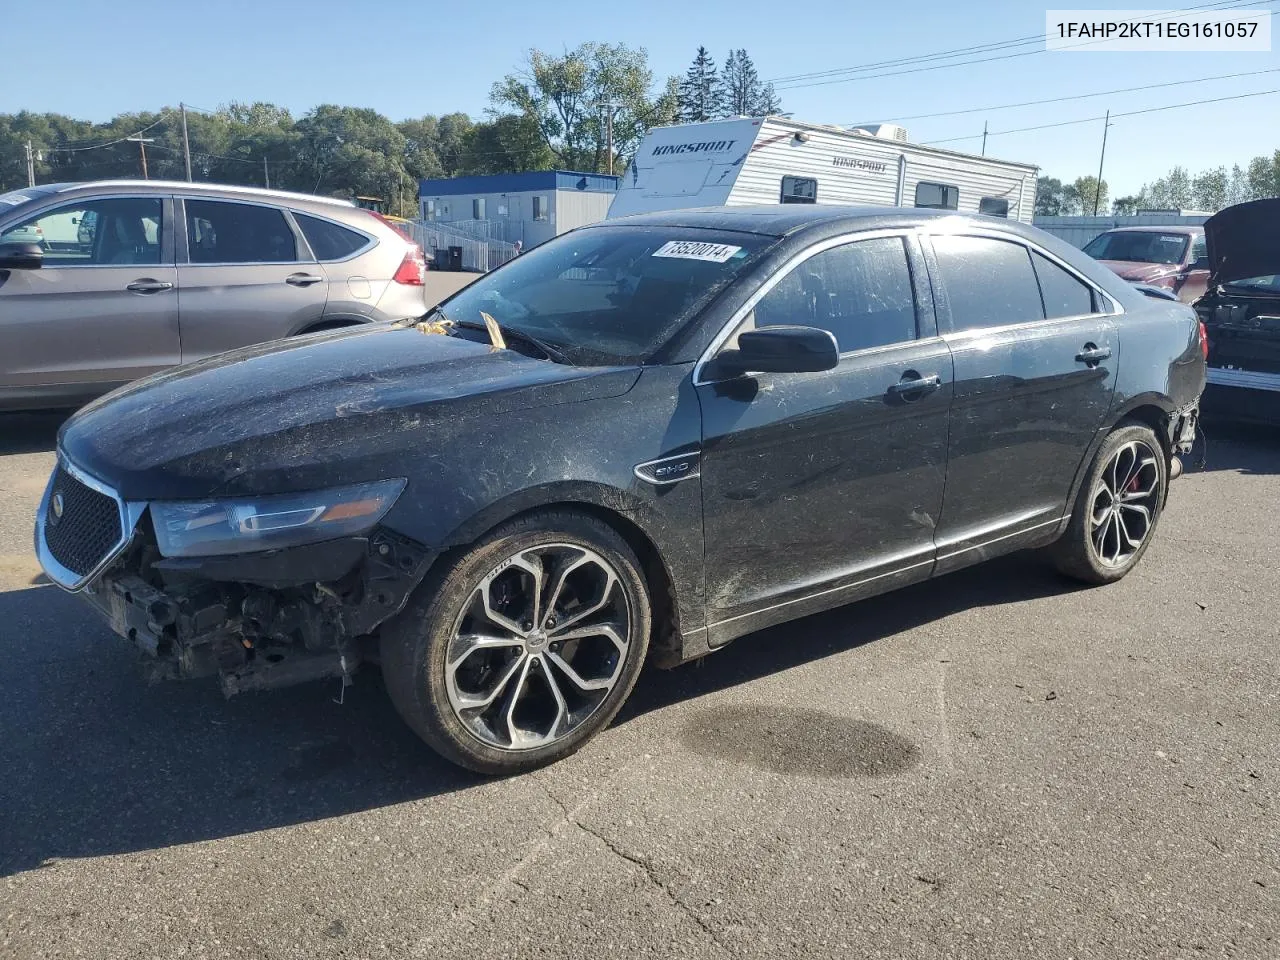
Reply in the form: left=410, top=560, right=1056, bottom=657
left=634, top=452, right=701, bottom=486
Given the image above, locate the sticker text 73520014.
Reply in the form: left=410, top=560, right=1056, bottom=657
left=652, top=240, right=743, bottom=263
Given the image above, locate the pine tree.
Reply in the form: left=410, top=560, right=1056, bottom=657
left=720, top=49, right=782, bottom=118
left=678, top=47, right=723, bottom=123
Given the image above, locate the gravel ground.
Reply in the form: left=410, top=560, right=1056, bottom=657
left=1, top=412, right=1277, bottom=959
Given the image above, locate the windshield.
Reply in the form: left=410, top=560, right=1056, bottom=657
left=438, top=225, right=771, bottom=363
left=1225, top=274, right=1280, bottom=293
left=1083, top=230, right=1190, bottom=265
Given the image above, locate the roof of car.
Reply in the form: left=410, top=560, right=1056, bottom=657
left=599, top=204, right=1011, bottom=238
left=1096, top=225, right=1204, bottom=235
left=43, top=180, right=356, bottom=208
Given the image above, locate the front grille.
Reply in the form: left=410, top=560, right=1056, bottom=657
left=43, top=466, right=123, bottom=577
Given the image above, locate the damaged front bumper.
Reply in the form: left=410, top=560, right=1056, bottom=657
left=69, top=521, right=432, bottom=696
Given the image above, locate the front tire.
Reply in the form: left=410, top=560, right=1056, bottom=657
left=1051, top=422, right=1168, bottom=585
left=381, top=509, right=650, bottom=775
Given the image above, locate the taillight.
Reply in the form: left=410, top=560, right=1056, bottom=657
left=393, top=246, right=426, bottom=286
left=1198, top=319, right=1209, bottom=360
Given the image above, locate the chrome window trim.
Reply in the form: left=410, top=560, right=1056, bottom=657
left=179, top=195, right=313, bottom=267
left=35, top=454, right=146, bottom=593
left=0, top=193, right=172, bottom=270
left=692, top=227, right=920, bottom=387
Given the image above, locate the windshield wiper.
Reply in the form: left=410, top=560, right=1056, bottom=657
left=450, top=318, right=571, bottom=365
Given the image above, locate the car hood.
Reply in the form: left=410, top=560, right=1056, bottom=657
left=59, top=324, right=641, bottom=499
left=1205, top=198, right=1280, bottom=286
left=1098, top=260, right=1180, bottom=282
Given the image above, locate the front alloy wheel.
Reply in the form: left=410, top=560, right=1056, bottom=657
left=381, top=510, right=650, bottom=775
left=446, top=544, right=631, bottom=750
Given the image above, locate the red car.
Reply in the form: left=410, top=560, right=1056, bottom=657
left=1082, top=225, right=1209, bottom=303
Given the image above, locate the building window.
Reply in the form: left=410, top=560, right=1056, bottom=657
left=472, top=198, right=486, bottom=220
left=915, top=181, right=959, bottom=210
left=424, top=199, right=437, bottom=221
left=533, top=195, right=549, bottom=221
left=780, top=176, right=817, bottom=204
left=979, top=197, right=1010, bottom=218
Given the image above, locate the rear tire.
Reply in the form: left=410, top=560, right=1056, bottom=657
left=1051, top=422, right=1167, bottom=585
left=381, top=509, right=650, bottom=776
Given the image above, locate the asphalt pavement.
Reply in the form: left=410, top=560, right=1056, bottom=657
left=1, top=412, right=1277, bottom=959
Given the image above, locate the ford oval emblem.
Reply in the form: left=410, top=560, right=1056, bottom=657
left=51, top=492, right=64, bottom=521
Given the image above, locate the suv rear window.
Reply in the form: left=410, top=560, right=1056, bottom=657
left=295, top=213, right=370, bottom=261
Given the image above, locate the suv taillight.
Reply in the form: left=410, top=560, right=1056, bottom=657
left=1198, top=319, right=1209, bottom=360
left=393, top=246, right=427, bottom=286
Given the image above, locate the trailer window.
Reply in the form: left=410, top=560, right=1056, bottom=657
left=979, top=197, right=1010, bottom=218
left=915, top=182, right=959, bottom=210
left=472, top=198, right=486, bottom=220
left=781, top=176, right=817, bottom=204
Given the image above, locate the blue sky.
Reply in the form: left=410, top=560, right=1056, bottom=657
left=3, top=0, right=1277, bottom=196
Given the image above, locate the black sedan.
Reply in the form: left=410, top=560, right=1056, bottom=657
left=35, top=206, right=1205, bottom=774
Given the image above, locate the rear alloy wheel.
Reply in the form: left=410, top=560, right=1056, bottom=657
left=1052, top=423, right=1168, bottom=584
left=381, top=511, right=650, bottom=774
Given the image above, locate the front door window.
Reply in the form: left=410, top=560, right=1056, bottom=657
left=1, top=197, right=163, bottom=265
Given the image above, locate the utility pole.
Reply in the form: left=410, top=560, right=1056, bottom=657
left=1093, top=110, right=1111, bottom=216
left=180, top=102, right=193, bottom=181
left=981, top=121, right=988, bottom=157
left=24, top=140, right=35, bottom=187
left=127, top=136, right=155, bottom=180
left=596, top=100, right=619, bottom=176
left=263, top=156, right=270, bottom=189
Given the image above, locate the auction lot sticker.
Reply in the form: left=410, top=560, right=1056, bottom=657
left=653, top=240, right=743, bottom=263
left=1046, top=9, right=1271, bottom=51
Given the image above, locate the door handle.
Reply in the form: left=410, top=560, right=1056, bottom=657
left=125, top=279, right=173, bottom=294
left=887, top=372, right=942, bottom=397
left=285, top=273, right=324, bottom=287
left=1075, top=344, right=1112, bottom=365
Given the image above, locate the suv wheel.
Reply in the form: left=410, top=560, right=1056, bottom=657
left=1051, top=422, right=1167, bottom=585
left=381, top=509, right=650, bottom=775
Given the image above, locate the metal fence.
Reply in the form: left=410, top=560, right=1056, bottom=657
left=402, top=219, right=518, bottom=273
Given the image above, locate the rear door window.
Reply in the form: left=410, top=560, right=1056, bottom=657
left=1032, top=251, right=1097, bottom=318
left=931, top=234, right=1044, bottom=331
left=185, top=200, right=297, bottom=264
left=295, top=213, right=370, bottom=261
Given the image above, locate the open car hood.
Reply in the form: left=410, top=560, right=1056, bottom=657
left=1205, top=198, right=1280, bottom=286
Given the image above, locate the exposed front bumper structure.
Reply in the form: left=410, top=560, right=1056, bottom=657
left=35, top=457, right=434, bottom=696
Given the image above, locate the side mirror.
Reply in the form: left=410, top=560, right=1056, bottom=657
left=1190, top=256, right=1210, bottom=272
left=718, top=325, right=839, bottom=376
left=0, top=241, right=43, bottom=270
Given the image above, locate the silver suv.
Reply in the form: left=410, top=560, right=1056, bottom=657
left=0, top=180, right=429, bottom=411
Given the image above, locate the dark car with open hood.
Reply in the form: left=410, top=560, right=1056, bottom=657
left=36, top=206, right=1205, bottom=775
left=1193, top=197, right=1280, bottom=424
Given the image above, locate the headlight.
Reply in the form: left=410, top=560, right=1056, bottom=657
left=150, top=479, right=406, bottom=558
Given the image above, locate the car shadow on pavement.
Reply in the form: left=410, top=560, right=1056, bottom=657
left=621, top=553, right=1081, bottom=723
left=0, top=412, right=68, bottom=455
left=0, top=580, right=478, bottom=878
left=0, top=552, right=1076, bottom=878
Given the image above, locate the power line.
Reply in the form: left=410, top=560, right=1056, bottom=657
left=850, top=66, right=1280, bottom=125
left=771, top=0, right=1272, bottom=90
left=924, top=87, right=1280, bottom=146
left=53, top=115, right=169, bottom=153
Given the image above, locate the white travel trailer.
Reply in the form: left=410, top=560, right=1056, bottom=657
left=609, top=117, right=1039, bottom=223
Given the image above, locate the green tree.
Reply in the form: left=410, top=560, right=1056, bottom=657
left=1072, top=175, right=1109, bottom=216
left=1191, top=166, right=1228, bottom=212
left=490, top=42, right=670, bottom=173
left=1034, top=177, right=1071, bottom=216
left=721, top=49, right=782, bottom=117
left=460, top=115, right=555, bottom=175
left=678, top=46, right=723, bottom=123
